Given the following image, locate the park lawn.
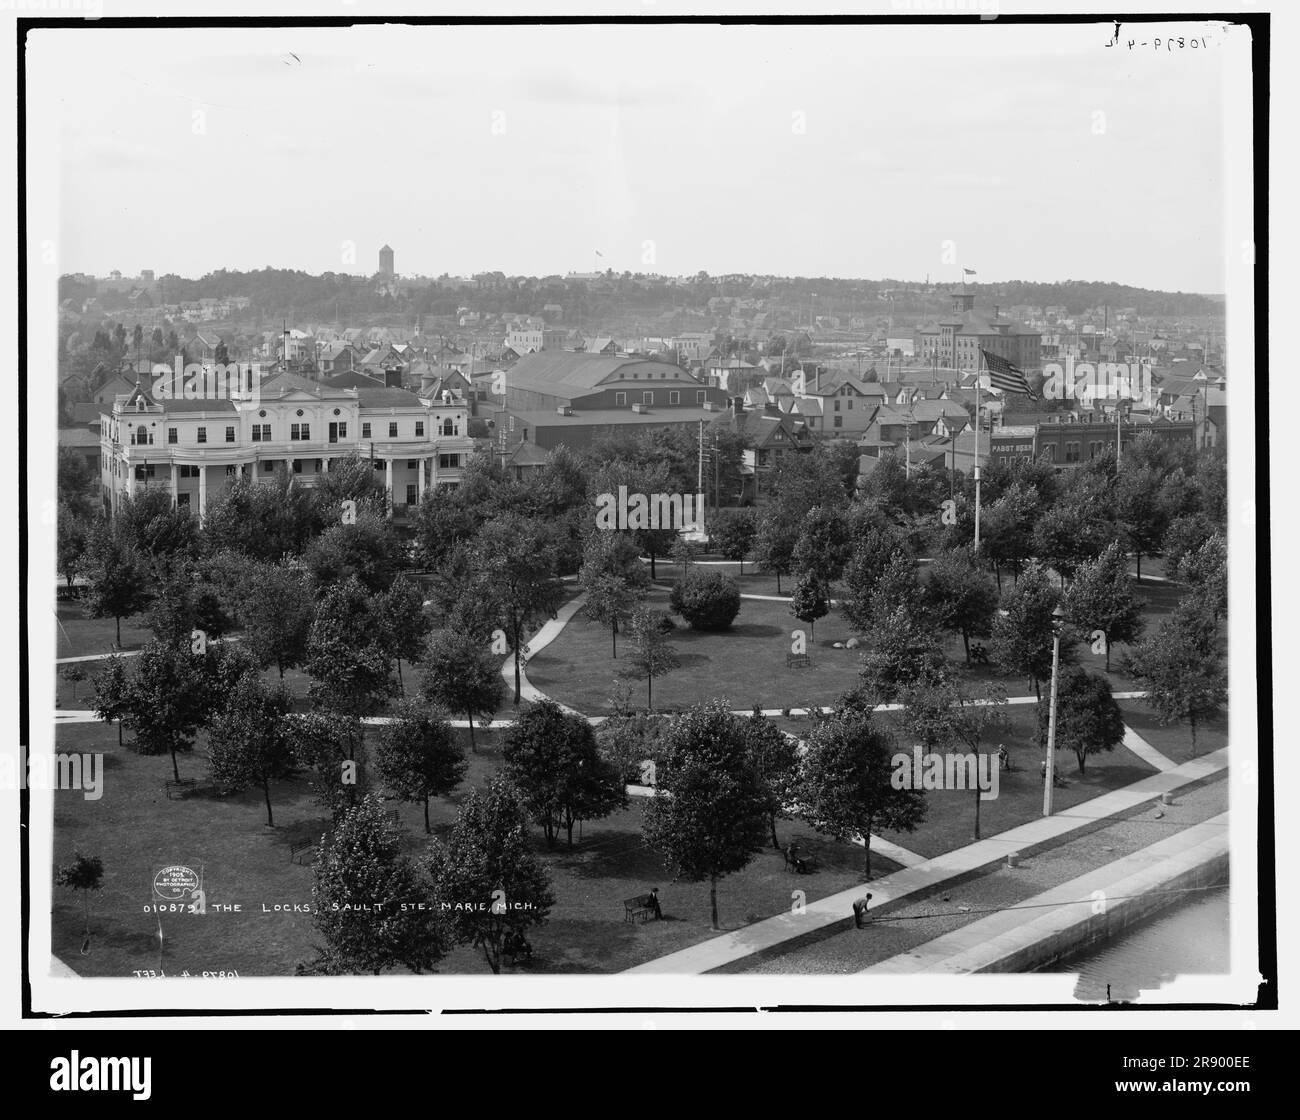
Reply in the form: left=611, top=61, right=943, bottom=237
left=50, top=720, right=893, bottom=976
left=873, top=702, right=1160, bottom=860
left=1116, top=699, right=1228, bottom=765
left=55, top=605, right=155, bottom=659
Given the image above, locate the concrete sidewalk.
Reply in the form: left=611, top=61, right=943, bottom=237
left=863, top=812, right=1229, bottom=974
left=624, top=747, right=1229, bottom=974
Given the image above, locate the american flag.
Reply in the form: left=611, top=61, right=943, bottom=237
left=980, top=349, right=1035, bottom=396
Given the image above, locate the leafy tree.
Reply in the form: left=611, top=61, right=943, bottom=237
left=313, top=453, right=388, bottom=520
left=578, top=533, right=649, bottom=658
left=58, top=447, right=99, bottom=521
left=203, top=471, right=324, bottom=563
left=669, top=569, right=741, bottom=630
left=57, top=508, right=89, bottom=588
left=55, top=851, right=104, bottom=951
left=841, top=526, right=908, bottom=633
left=1125, top=600, right=1226, bottom=755
left=291, top=709, right=372, bottom=819
left=113, top=488, right=200, bottom=565
left=792, top=505, right=852, bottom=585
left=311, top=795, right=448, bottom=974
left=751, top=507, right=799, bottom=593
left=1114, top=465, right=1169, bottom=581
left=745, top=706, right=801, bottom=849
left=1036, top=665, right=1125, bottom=774
left=1062, top=541, right=1144, bottom=671
left=207, top=672, right=297, bottom=826
left=1175, top=533, right=1227, bottom=622
left=375, top=576, right=431, bottom=694
left=122, top=639, right=214, bottom=781
left=304, top=511, right=405, bottom=594
left=1162, top=511, right=1217, bottom=576
left=858, top=601, right=944, bottom=705
left=710, top=508, right=757, bottom=573
left=238, top=560, right=315, bottom=677
left=81, top=525, right=152, bottom=646
left=90, top=656, right=132, bottom=747
left=144, top=561, right=233, bottom=645
left=305, top=577, right=396, bottom=734
left=375, top=701, right=466, bottom=833
left=427, top=776, right=555, bottom=973
left=789, top=573, right=829, bottom=642
left=502, top=699, right=626, bottom=848
left=924, top=549, right=998, bottom=662
left=467, top=513, right=565, bottom=706
left=412, top=485, right=482, bottom=569
left=991, top=561, right=1074, bottom=700
left=980, top=482, right=1040, bottom=588
left=800, top=704, right=926, bottom=877
left=420, top=630, right=506, bottom=753
left=642, top=700, right=768, bottom=929
left=626, top=608, right=680, bottom=713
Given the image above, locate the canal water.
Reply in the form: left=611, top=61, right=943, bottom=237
left=1042, top=885, right=1230, bottom=1002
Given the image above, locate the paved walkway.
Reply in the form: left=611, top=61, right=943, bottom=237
left=862, top=811, right=1229, bottom=974
left=624, top=747, right=1228, bottom=974
left=1122, top=727, right=1179, bottom=772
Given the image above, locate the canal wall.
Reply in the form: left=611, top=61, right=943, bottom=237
left=863, top=812, right=1229, bottom=975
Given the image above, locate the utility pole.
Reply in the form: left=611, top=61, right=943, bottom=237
left=1043, top=605, right=1066, bottom=817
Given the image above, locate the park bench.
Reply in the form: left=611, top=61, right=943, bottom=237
left=164, top=777, right=221, bottom=800
left=783, top=846, right=817, bottom=875
left=289, top=838, right=317, bottom=865
left=622, top=893, right=659, bottom=923
left=785, top=653, right=813, bottom=669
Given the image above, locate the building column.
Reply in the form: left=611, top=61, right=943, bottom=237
left=126, top=465, right=136, bottom=501
left=417, top=456, right=426, bottom=501
left=198, top=465, right=207, bottom=527
left=170, top=464, right=178, bottom=506
left=384, top=458, right=393, bottom=517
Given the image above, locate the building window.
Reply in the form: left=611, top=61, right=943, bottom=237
left=197, top=427, right=207, bottom=444
left=833, top=400, right=840, bottom=411
left=225, top=426, right=235, bottom=443
left=1065, top=441, right=1080, bottom=463
left=415, top=421, right=424, bottom=437
left=696, top=390, right=706, bottom=403
left=406, top=484, right=417, bottom=506
left=338, top=422, right=347, bottom=438
left=167, top=428, right=177, bottom=444
left=293, top=460, right=302, bottom=474
left=438, top=453, right=461, bottom=470
left=362, top=422, right=371, bottom=438
left=442, top=418, right=454, bottom=436
left=225, top=465, right=236, bottom=477
left=615, top=392, right=627, bottom=406
left=177, top=493, right=190, bottom=507
left=407, top=460, right=417, bottom=469
left=642, top=392, right=653, bottom=405
left=669, top=391, right=680, bottom=404
left=262, top=461, right=274, bottom=473
left=389, top=422, right=398, bottom=438
left=833, top=416, right=843, bottom=428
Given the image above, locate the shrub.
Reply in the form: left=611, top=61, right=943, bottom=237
left=669, top=570, right=742, bottom=631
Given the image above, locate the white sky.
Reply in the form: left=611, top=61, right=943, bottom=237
left=30, top=19, right=1235, bottom=290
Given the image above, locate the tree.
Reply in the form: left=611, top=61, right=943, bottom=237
left=375, top=701, right=466, bottom=833
left=427, top=777, right=555, bottom=973
left=55, top=851, right=104, bottom=952
left=800, top=704, right=926, bottom=877
left=710, top=508, right=757, bottom=573
left=578, top=531, right=649, bottom=656
left=1036, top=665, right=1125, bottom=774
left=122, top=640, right=215, bottom=781
left=207, top=672, right=297, bottom=826
left=1062, top=541, right=1144, bottom=671
left=1114, top=465, right=1169, bottom=582
left=745, top=706, right=801, bottom=849
left=642, top=700, right=768, bottom=929
left=1175, top=533, right=1227, bottom=622
left=467, top=513, right=565, bottom=706
left=420, top=630, right=506, bottom=753
left=792, top=505, right=852, bottom=585
left=752, top=508, right=799, bottom=593
left=57, top=508, right=89, bottom=588
left=789, top=573, right=829, bottom=642
left=305, top=577, right=396, bottom=738
left=143, top=561, right=233, bottom=646
left=981, top=482, right=1041, bottom=588
left=924, top=549, right=998, bottom=663
left=304, top=511, right=405, bottom=594
left=858, top=597, right=943, bottom=705
left=502, top=699, right=625, bottom=849
left=1162, top=512, right=1216, bottom=576
left=375, top=576, right=431, bottom=694
left=991, top=561, right=1073, bottom=700
left=238, top=560, right=315, bottom=677
left=81, top=525, right=152, bottom=647
left=670, top=535, right=701, bottom=579
left=669, top=569, right=741, bottom=630
left=841, top=529, right=908, bottom=634
left=311, top=795, right=448, bottom=974
left=1125, top=600, right=1227, bottom=755
left=291, top=709, right=372, bottom=819
left=90, top=656, right=132, bottom=747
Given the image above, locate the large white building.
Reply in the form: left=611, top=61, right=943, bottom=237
left=99, top=369, right=473, bottom=522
